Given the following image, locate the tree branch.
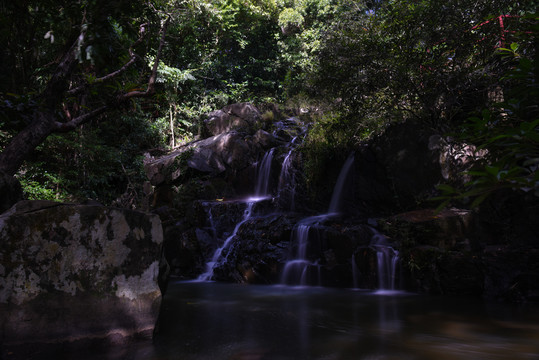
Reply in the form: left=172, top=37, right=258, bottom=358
left=119, top=16, right=171, bottom=100
left=67, top=23, right=149, bottom=96
left=40, top=29, right=87, bottom=109
left=54, top=17, right=171, bottom=131
left=52, top=105, right=109, bottom=132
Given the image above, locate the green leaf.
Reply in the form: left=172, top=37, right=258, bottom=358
left=485, top=165, right=500, bottom=177
left=470, top=191, right=491, bottom=208
left=435, top=198, right=451, bottom=212
left=436, top=184, right=457, bottom=193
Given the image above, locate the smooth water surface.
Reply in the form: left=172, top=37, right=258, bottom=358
left=151, top=281, right=539, bottom=360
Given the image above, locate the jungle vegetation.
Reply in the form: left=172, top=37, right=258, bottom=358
left=0, top=0, right=536, bottom=207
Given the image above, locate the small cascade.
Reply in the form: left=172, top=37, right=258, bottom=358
left=254, top=148, right=275, bottom=198
left=281, top=215, right=329, bottom=286
left=277, top=147, right=296, bottom=210
left=327, top=152, right=355, bottom=215
left=198, top=201, right=256, bottom=281
left=371, top=230, right=399, bottom=291
left=281, top=154, right=356, bottom=286
left=198, top=146, right=278, bottom=281
left=202, top=202, right=217, bottom=240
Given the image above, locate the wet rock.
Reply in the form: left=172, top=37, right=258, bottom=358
left=387, top=208, right=477, bottom=250
left=163, top=226, right=204, bottom=279
left=353, top=247, right=379, bottom=289
left=212, top=213, right=298, bottom=284
left=213, top=214, right=376, bottom=287
left=253, top=129, right=279, bottom=148
left=0, top=200, right=166, bottom=346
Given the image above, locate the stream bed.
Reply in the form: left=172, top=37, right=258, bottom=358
left=149, top=281, right=539, bottom=360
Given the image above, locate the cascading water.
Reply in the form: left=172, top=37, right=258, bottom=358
left=202, top=202, right=217, bottom=241
left=281, top=153, right=355, bottom=286
left=254, top=148, right=275, bottom=198
left=328, top=152, right=355, bottom=215
left=371, top=229, right=399, bottom=291
left=197, top=148, right=277, bottom=281
left=280, top=214, right=329, bottom=286
left=277, top=147, right=296, bottom=210
left=198, top=201, right=256, bottom=281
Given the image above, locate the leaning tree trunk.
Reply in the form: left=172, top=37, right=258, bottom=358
left=0, top=44, right=78, bottom=176
left=0, top=112, right=57, bottom=176
left=0, top=16, right=170, bottom=177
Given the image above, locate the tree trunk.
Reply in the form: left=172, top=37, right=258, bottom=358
left=0, top=16, right=170, bottom=177
left=0, top=112, right=56, bottom=176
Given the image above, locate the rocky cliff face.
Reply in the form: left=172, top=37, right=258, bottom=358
left=0, top=200, right=166, bottom=349
left=144, top=103, right=539, bottom=302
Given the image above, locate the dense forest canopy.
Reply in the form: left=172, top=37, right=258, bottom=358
left=0, top=0, right=536, bottom=207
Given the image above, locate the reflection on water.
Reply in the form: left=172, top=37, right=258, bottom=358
left=10, top=281, right=536, bottom=359
left=150, top=281, right=539, bottom=360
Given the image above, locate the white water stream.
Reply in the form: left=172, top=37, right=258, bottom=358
left=281, top=153, right=355, bottom=286
left=198, top=148, right=276, bottom=281
left=371, top=229, right=400, bottom=291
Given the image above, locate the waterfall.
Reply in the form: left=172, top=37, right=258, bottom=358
left=281, top=153, right=356, bottom=286
left=327, top=152, right=355, bottom=214
left=198, top=201, right=255, bottom=281
left=281, top=215, right=329, bottom=286
left=277, top=148, right=296, bottom=210
left=198, top=147, right=277, bottom=281
left=371, top=230, right=399, bottom=291
left=254, top=148, right=275, bottom=198
left=202, top=202, right=217, bottom=240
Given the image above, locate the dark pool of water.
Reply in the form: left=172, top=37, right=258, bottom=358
left=149, top=281, right=539, bottom=360
left=7, top=281, right=538, bottom=359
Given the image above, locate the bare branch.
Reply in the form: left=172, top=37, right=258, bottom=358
left=119, top=15, right=171, bottom=100
left=52, top=105, right=109, bottom=132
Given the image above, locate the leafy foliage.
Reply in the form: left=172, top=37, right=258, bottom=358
left=435, top=26, right=538, bottom=208
left=1, top=0, right=536, bottom=210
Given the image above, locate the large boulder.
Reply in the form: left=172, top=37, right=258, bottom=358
left=204, top=102, right=261, bottom=136
left=0, top=200, right=166, bottom=350
left=143, top=104, right=283, bottom=206
left=187, top=131, right=260, bottom=174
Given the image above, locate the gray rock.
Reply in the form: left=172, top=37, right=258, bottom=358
left=188, top=131, right=258, bottom=174
left=0, top=200, right=166, bottom=346
left=253, top=129, right=279, bottom=148
left=204, top=102, right=261, bottom=136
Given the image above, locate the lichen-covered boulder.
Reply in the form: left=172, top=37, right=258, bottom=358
left=0, top=200, right=166, bottom=348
